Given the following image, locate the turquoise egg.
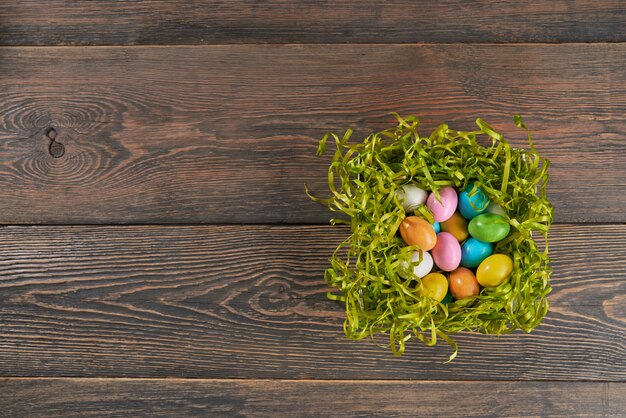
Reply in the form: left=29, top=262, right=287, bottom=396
left=461, top=237, right=493, bottom=268
left=458, top=183, right=489, bottom=219
left=468, top=213, right=510, bottom=243
left=432, top=222, right=441, bottom=234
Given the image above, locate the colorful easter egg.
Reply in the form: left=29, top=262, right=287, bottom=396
left=426, top=186, right=458, bottom=222
left=399, top=216, right=437, bottom=251
left=441, top=290, right=453, bottom=304
left=458, top=183, right=490, bottom=219
left=476, top=254, right=513, bottom=287
left=432, top=222, right=441, bottom=234
left=440, top=211, right=469, bottom=242
left=460, top=237, right=493, bottom=268
left=395, top=184, right=428, bottom=212
left=431, top=232, right=461, bottom=272
left=449, top=267, right=480, bottom=300
left=399, top=250, right=434, bottom=279
left=419, top=272, right=448, bottom=302
left=468, top=213, right=510, bottom=243
left=486, top=201, right=506, bottom=217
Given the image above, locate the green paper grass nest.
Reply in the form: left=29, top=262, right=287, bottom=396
left=307, top=114, right=553, bottom=361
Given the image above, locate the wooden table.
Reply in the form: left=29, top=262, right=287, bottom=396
left=1, top=1, right=625, bottom=416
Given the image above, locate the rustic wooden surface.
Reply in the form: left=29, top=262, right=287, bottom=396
left=1, top=0, right=625, bottom=45
left=1, top=1, right=625, bottom=416
left=1, top=379, right=624, bottom=418
left=1, top=44, right=625, bottom=224
left=0, top=225, right=623, bottom=381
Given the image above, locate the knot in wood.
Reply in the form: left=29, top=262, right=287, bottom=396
left=49, top=140, right=65, bottom=158
left=46, top=127, right=57, bottom=140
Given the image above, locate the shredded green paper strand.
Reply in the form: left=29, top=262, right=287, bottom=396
left=307, top=114, right=553, bottom=361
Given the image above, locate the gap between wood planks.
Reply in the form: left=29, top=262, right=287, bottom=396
left=1, top=42, right=625, bottom=47
left=1, top=377, right=624, bottom=383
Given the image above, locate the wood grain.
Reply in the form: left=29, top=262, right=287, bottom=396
left=1, top=44, right=625, bottom=224
left=0, top=224, right=623, bottom=380
left=1, top=378, right=624, bottom=418
left=1, top=1, right=625, bottom=45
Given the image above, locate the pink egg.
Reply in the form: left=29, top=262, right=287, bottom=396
left=426, top=187, right=458, bottom=222
left=431, top=232, right=462, bottom=271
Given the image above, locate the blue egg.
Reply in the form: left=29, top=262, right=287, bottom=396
left=458, top=183, right=490, bottom=219
left=441, top=290, right=453, bottom=304
left=432, top=222, right=441, bottom=234
left=461, top=237, right=493, bottom=268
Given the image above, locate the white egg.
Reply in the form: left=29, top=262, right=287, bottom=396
left=395, top=184, right=428, bottom=212
left=486, top=202, right=506, bottom=217
left=399, top=251, right=434, bottom=279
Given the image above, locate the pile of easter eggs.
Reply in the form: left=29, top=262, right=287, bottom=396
left=396, top=183, right=513, bottom=303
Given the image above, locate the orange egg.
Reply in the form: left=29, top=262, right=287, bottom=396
left=440, top=211, right=469, bottom=242
left=399, top=216, right=437, bottom=251
left=449, top=267, right=480, bottom=300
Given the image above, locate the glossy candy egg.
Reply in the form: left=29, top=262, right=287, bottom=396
left=395, top=184, right=428, bottom=212
left=460, top=237, right=493, bottom=268
left=419, top=272, right=448, bottom=302
left=458, top=183, right=490, bottom=219
left=399, top=216, right=437, bottom=251
left=440, top=211, right=469, bottom=242
left=468, top=213, right=510, bottom=243
left=486, top=201, right=506, bottom=217
left=476, top=254, right=513, bottom=287
left=449, top=267, right=480, bottom=300
left=399, top=250, right=434, bottom=279
left=431, top=232, right=461, bottom=272
left=432, top=222, right=441, bottom=234
left=426, top=187, right=458, bottom=222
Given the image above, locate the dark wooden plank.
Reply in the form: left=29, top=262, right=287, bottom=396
left=1, top=44, right=625, bottom=224
left=1, top=378, right=624, bottom=418
left=1, top=1, right=625, bottom=45
left=0, top=224, right=623, bottom=380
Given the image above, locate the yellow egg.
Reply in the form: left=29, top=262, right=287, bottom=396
left=476, top=254, right=513, bottom=287
left=440, top=211, right=469, bottom=242
left=419, top=272, right=448, bottom=302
